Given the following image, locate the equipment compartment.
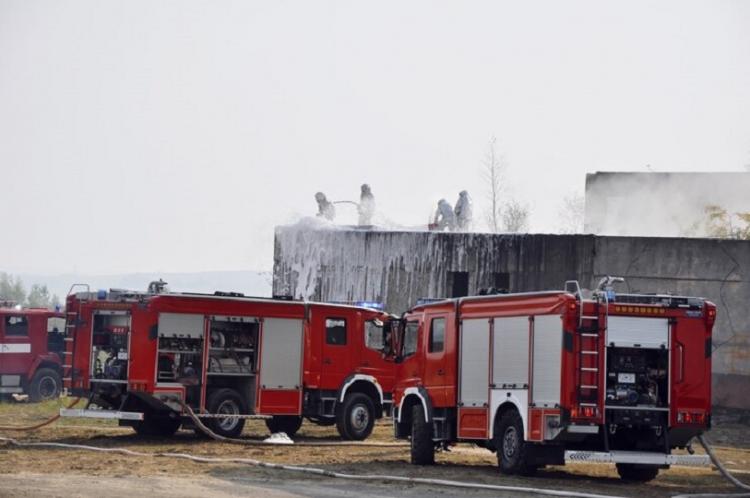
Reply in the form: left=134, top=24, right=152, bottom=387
left=91, top=312, right=131, bottom=383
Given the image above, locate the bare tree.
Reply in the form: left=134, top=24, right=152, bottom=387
left=501, top=199, right=529, bottom=232
left=557, top=192, right=585, bottom=234
left=703, top=205, right=750, bottom=239
left=482, top=137, right=504, bottom=232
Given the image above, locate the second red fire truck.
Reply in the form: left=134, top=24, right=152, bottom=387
left=0, top=305, right=66, bottom=401
left=63, top=286, right=395, bottom=440
left=391, top=277, right=715, bottom=481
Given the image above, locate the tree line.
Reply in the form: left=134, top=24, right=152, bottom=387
left=0, top=273, right=60, bottom=309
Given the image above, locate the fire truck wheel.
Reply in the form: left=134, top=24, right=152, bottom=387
left=336, top=393, right=375, bottom=440
left=410, top=404, right=434, bottom=465
left=615, top=463, right=659, bottom=482
left=265, top=416, right=303, bottom=437
left=133, top=416, right=181, bottom=437
left=495, top=409, right=534, bottom=475
left=206, top=388, right=246, bottom=438
left=29, top=368, right=61, bottom=402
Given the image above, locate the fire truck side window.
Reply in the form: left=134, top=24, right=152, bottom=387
left=5, top=316, right=28, bottom=336
left=402, top=321, right=418, bottom=358
left=47, top=317, right=65, bottom=334
left=326, top=318, right=347, bottom=345
left=364, top=320, right=383, bottom=351
left=428, top=318, right=445, bottom=353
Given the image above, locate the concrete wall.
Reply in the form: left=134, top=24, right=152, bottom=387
left=273, top=225, right=750, bottom=408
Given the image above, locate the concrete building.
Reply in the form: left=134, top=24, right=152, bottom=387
left=273, top=225, right=750, bottom=408
left=584, top=172, right=750, bottom=237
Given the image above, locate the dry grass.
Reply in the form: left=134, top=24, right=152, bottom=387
left=1, top=398, right=749, bottom=498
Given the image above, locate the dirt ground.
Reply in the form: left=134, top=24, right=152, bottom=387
left=1, top=398, right=749, bottom=498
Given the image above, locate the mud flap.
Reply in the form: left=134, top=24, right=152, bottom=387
left=525, top=444, right=565, bottom=466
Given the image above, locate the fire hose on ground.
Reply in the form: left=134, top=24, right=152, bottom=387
left=0, top=397, right=81, bottom=431
left=180, top=401, right=407, bottom=447
left=1, top=402, right=749, bottom=498
left=670, top=434, right=750, bottom=498
left=0, top=435, right=632, bottom=498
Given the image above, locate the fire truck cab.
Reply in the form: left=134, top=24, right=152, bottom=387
left=392, top=278, right=715, bottom=481
left=0, top=306, right=66, bottom=401
left=64, top=288, right=395, bottom=440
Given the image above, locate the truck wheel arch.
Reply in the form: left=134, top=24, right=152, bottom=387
left=26, top=356, right=62, bottom=382
left=397, top=387, right=432, bottom=424
left=491, top=398, right=527, bottom=442
left=338, top=374, right=383, bottom=412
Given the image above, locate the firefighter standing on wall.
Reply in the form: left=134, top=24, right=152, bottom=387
left=454, top=190, right=472, bottom=231
left=433, top=199, right=456, bottom=231
left=315, top=192, right=336, bottom=221
left=358, top=184, right=375, bottom=226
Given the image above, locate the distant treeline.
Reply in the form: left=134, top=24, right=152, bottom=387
left=0, top=272, right=60, bottom=309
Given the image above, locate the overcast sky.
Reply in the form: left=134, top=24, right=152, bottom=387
left=1, top=0, right=749, bottom=275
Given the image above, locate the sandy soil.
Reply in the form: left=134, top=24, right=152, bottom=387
left=1, top=398, right=749, bottom=498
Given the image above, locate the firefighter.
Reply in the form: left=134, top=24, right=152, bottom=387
left=315, top=192, right=336, bottom=221
left=433, top=199, right=456, bottom=231
left=454, top=190, right=472, bottom=231
left=358, top=183, right=375, bottom=226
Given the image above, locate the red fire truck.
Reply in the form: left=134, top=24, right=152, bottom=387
left=391, top=278, right=715, bottom=481
left=62, top=287, right=395, bottom=440
left=0, top=305, right=66, bottom=401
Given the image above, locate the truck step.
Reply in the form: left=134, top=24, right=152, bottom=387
left=565, top=450, right=710, bottom=467
left=60, top=408, right=144, bottom=421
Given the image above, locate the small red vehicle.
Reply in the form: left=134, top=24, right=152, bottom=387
left=64, top=287, right=395, bottom=439
left=0, top=305, right=66, bottom=401
left=391, top=278, right=715, bottom=481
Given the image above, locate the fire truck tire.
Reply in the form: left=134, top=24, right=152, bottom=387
left=336, top=393, right=375, bottom=441
left=205, top=388, right=246, bottom=438
left=615, top=463, right=659, bottom=482
left=133, top=416, right=181, bottom=437
left=28, top=368, right=61, bottom=402
left=495, top=409, right=535, bottom=475
left=266, top=416, right=303, bottom=437
left=410, top=405, right=434, bottom=465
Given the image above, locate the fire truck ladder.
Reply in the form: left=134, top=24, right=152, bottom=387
left=62, top=309, right=78, bottom=393
left=576, top=304, right=601, bottom=420
left=62, top=284, right=89, bottom=394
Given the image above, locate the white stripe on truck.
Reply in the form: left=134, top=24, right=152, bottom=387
left=0, top=343, right=31, bottom=353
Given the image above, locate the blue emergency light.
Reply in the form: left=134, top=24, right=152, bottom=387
left=353, top=301, right=384, bottom=311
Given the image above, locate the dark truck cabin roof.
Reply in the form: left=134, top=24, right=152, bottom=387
left=407, top=291, right=575, bottom=316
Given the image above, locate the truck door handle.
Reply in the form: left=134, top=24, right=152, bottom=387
left=437, top=369, right=445, bottom=375
left=323, top=358, right=332, bottom=365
